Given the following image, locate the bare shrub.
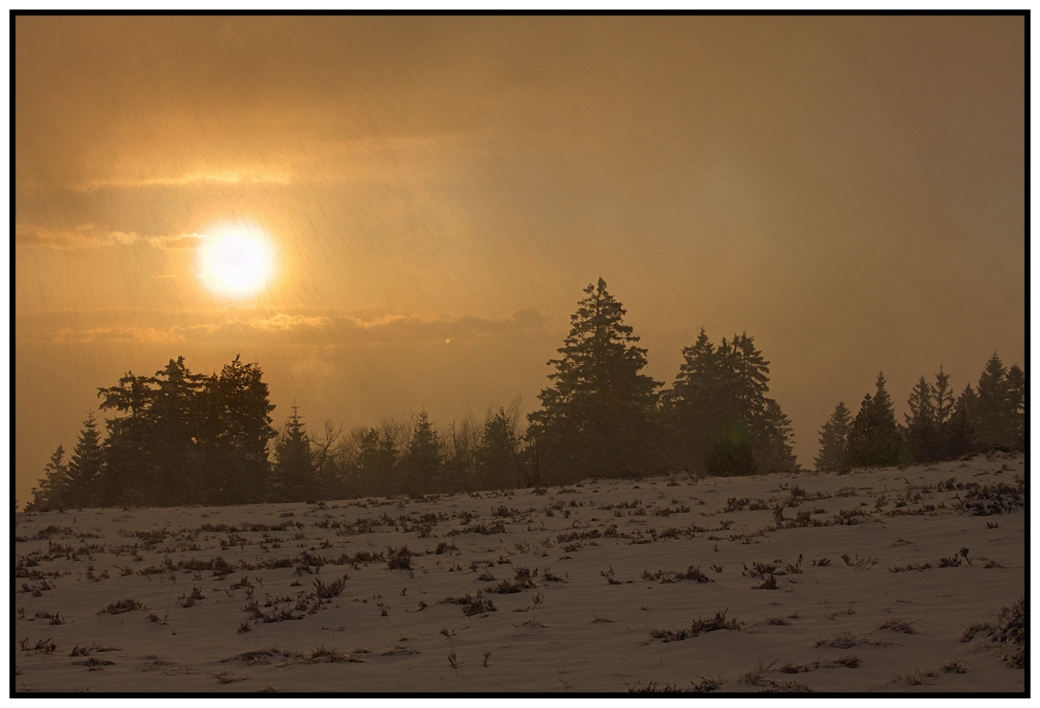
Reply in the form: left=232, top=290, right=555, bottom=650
left=894, top=666, right=938, bottom=686
left=629, top=677, right=722, bottom=694
left=752, top=575, right=778, bottom=590
left=962, top=597, right=1025, bottom=669
left=20, top=637, right=57, bottom=654
left=649, top=610, right=744, bottom=643
left=439, top=594, right=497, bottom=617
left=386, top=546, right=414, bottom=570
left=641, top=566, right=712, bottom=584
left=313, top=574, right=349, bottom=598
left=957, top=479, right=1024, bottom=516
left=98, top=599, right=145, bottom=615
left=879, top=618, right=920, bottom=634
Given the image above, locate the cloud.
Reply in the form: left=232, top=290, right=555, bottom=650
left=74, top=170, right=292, bottom=192
left=16, top=224, right=139, bottom=249
left=143, top=233, right=205, bottom=250
left=15, top=224, right=209, bottom=251
left=242, top=314, right=333, bottom=331
left=32, top=309, right=549, bottom=346
left=50, top=325, right=177, bottom=344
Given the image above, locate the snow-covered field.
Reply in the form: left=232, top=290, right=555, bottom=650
left=14, top=453, right=1025, bottom=694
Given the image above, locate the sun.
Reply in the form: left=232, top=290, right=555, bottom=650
left=198, top=226, right=274, bottom=297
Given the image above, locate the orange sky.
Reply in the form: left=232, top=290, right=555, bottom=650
left=15, top=15, right=1026, bottom=505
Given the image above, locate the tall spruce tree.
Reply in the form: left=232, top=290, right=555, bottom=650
left=666, top=329, right=796, bottom=475
left=198, top=356, right=277, bottom=504
left=273, top=407, right=317, bottom=502
left=26, top=445, right=70, bottom=512
left=476, top=405, right=522, bottom=489
left=662, top=329, right=720, bottom=469
left=528, top=279, right=661, bottom=481
left=751, top=398, right=799, bottom=473
left=974, top=352, right=1010, bottom=449
left=401, top=411, right=442, bottom=493
left=846, top=372, right=903, bottom=468
left=943, top=384, right=978, bottom=458
left=815, top=401, right=852, bottom=472
left=65, top=412, right=105, bottom=508
left=934, top=366, right=954, bottom=428
left=905, top=375, right=939, bottom=463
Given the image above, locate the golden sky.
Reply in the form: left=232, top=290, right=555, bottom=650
left=15, top=15, right=1025, bottom=504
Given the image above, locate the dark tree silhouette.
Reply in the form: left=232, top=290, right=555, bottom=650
left=197, top=356, right=278, bottom=504
left=815, top=401, right=852, bottom=472
left=905, top=375, right=939, bottom=463
left=65, top=412, right=105, bottom=508
left=943, top=384, right=978, bottom=458
left=846, top=372, right=903, bottom=468
left=975, top=353, right=1010, bottom=449
left=25, top=445, right=70, bottom=512
left=751, top=398, right=799, bottom=473
left=665, top=329, right=796, bottom=475
left=933, top=365, right=955, bottom=429
left=95, top=356, right=275, bottom=507
left=528, top=278, right=661, bottom=481
left=971, top=353, right=1025, bottom=451
left=273, top=406, right=317, bottom=502
left=401, top=410, right=443, bottom=493
left=476, top=404, right=522, bottom=489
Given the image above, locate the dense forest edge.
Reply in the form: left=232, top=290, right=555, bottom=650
left=23, top=278, right=1026, bottom=512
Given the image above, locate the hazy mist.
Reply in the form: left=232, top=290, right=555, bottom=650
left=15, top=16, right=1025, bottom=506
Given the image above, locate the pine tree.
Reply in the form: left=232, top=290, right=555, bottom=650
left=199, top=356, right=277, bottom=504
left=846, top=372, right=903, bottom=468
left=401, top=411, right=442, bottom=493
left=26, top=445, right=70, bottom=512
left=97, top=370, right=159, bottom=506
left=351, top=426, right=400, bottom=497
left=528, top=279, right=661, bottom=481
left=933, top=366, right=954, bottom=428
left=65, top=413, right=105, bottom=508
left=662, top=329, right=720, bottom=469
left=274, top=407, right=317, bottom=502
left=943, top=384, right=978, bottom=458
left=476, top=406, right=522, bottom=489
left=751, top=398, right=798, bottom=473
left=97, top=355, right=275, bottom=506
left=975, top=352, right=1011, bottom=450
left=666, top=329, right=796, bottom=475
left=148, top=357, right=209, bottom=505
left=815, top=402, right=851, bottom=472
left=905, top=375, right=939, bottom=463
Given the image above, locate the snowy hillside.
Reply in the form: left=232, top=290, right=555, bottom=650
left=14, top=452, right=1025, bottom=694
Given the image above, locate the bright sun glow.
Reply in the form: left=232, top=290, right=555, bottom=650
left=199, top=226, right=274, bottom=296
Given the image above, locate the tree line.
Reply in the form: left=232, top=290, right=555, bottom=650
left=25, top=279, right=1023, bottom=511
left=814, top=354, right=1025, bottom=472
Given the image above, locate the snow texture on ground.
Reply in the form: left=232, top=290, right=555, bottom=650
left=14, top=452, right=1025, bottom=694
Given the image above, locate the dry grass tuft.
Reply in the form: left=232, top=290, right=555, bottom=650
left=894, top=666, right=938, bottom=686
left=752, top=574, right=778, bottom=590
left=649, top=610, right=744, bottom=643
left=439, top=594, right=497, bottom=617
left=98, top=598, right=145, bottom=615
left=629, top=677, right=722, bottom=693
left=940, top=659, right=968, bottom=674
left=878, top=617, right=920, bottom=634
